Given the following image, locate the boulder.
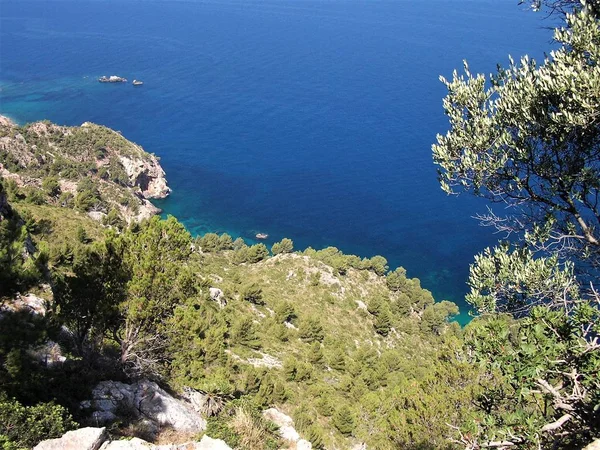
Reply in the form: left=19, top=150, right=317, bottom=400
left=263, top=408, right=311, bottom=447
left=209, top=287, right=226, bottom=308
left=34, top=429, right=232, bottom=450
left=1, top=292, right=47, bottom=316
left=355, top=300, right=368, bottom=311
left=83, top=380, right=206, bottom=433
left=196, top=435, right=233, bottom=450
left=296, top=440, right=313, bottom=450
left=99, top=438, right=151, bottom=450
left=34, top=427, right=107, bottom=450
left=351, top=443, right=367, bottom=450
left=584, top=440, right=600, bottom=450
left=100, top=435, right=232, bottom=450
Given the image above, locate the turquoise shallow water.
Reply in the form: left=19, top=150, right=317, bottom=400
left=0, top=0, right=552, bottom=323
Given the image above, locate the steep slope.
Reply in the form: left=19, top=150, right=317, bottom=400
left=0, top=116, right=169, bottom=223
left=0, top=121, right=474, bottom=450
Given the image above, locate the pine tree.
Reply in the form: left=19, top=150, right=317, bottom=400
left=299, top=316, right=324, bottom=342
left=374, top=308, right=392, bottom=336
left=308, top=342, right=324, bottom=367
left=333, top=405, right=354, bottom=436
left=271, top=238, right=294, bottom=255
left=329, top=350, right=346, bottom=371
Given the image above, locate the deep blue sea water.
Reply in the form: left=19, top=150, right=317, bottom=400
left=0, top=0, right=553, bottom=323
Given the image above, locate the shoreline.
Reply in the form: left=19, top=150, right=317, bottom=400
left=1, top=112, right=473, bottom=325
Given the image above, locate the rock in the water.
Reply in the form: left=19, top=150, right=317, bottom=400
left=98, top=75, right=127, bottom=83
left=34, top=427, right=107, bottom=450
left=83, top=380, right=206, bottom=433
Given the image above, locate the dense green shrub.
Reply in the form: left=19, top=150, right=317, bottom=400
left=271, top=238, right=293, bottom=255
left=332, top=405, right=354, bottom=436
left=0, top=396, right=76, bottom=449
left=241, top=283, right=263, bottom=305
left=299, top=316, right=324, bottom=342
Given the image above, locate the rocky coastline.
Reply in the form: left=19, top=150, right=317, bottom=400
left=0, top=116, right=170, bottom=223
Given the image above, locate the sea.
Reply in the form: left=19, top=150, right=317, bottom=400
left=0, top=0, right=554, bottom=323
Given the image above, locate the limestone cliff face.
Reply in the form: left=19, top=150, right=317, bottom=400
left=119, top=154, right=170, bottom=199
left=0, top=117, right=170, bottom=223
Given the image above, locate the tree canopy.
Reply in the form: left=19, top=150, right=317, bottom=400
left=433, top=3, right=600, bottom=447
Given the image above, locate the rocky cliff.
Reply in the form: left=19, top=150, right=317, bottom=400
left=0, top=117, right=170, bottom=223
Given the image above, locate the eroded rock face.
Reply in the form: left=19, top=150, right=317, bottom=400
left=34, top=427, right=232, bottom=450
left=33, top=427, right=107, bottom=450
left=82, top=380, right=206, bottom=433
left=119, top=155, right=171, bottom=199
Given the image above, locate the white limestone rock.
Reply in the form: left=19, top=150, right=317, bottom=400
left=296, top=439, right=313, bottom=450
left=209, top=287, right=227, bottom=308
left=584, top=439, right=600, bottom=450
left=263, top=408, right=311, bottom=446
left=36, top=429, right=232, bottom=450
left=83, top=380, right=206, bottom=433
left=34, top=427, right=107, bottom=450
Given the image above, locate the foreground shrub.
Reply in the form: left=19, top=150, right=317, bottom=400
left=0, top=396, right=76, bottom=449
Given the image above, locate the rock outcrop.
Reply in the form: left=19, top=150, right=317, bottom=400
left=99, top=75, right=127, bottom=83
left=118, top=154, right=171, bottom=199
left=263, top=408, right=312, bottom=449
left=0, top=117, right=170, bottom=223
left=34, top=427, right=232, bottom=450
left=584, top=440, right=600, bottom=450
left=1, top=292, right=47, bottom=316
left=209, top=287, right=227, bottom=308
left=82, top=380, right=206, bottom=434
left=34, top=427, right=107, bottom=450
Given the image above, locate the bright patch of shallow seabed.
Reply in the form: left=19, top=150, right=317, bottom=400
left=0, top=0, right=552, bottom=324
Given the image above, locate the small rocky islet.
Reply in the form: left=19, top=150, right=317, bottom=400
left=98, top=75, right=143, bottom=86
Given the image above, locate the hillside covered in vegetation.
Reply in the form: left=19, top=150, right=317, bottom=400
left=0, top=158, right=472, bottom=448
left=2, top=1, right=600, bottom=449
left=0, top=116, right=170, bottom=226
